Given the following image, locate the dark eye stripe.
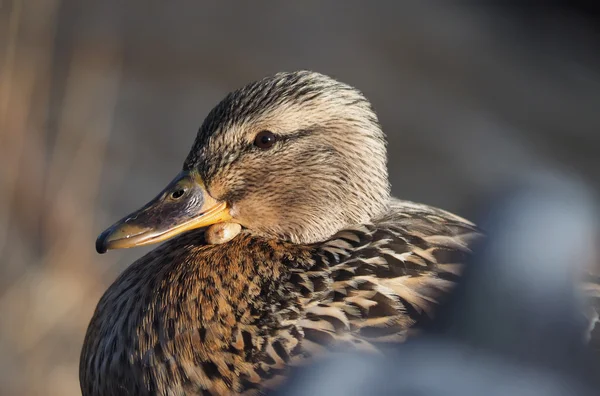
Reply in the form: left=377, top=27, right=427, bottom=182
left=242, top=128, right=316, bottom=153
left=278, top=128, right=314, bottom=143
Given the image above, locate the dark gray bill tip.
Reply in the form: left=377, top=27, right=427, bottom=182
left=95, top=230, right=110, bottom=254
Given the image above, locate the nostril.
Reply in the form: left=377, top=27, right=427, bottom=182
left=171, top=189, right=186, bottom=200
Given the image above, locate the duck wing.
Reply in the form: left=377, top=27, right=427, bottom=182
left=294, top=199, right=482, bottom=356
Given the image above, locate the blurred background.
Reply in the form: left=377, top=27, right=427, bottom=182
left=1, top=2, right=599, bottom=395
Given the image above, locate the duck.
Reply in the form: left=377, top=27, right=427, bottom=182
left=81, top=70, right=496, bottom=395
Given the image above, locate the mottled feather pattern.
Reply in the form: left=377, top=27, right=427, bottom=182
left=80, top=200, right=483, bottom=395
left=298, top=200, right=481, bottom=350
left=82, top=231, right=311, bottom=395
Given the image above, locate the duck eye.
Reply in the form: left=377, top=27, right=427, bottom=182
left=254, top=130, right=277, bottom=149
left=170, top=188, right=186, bottom=200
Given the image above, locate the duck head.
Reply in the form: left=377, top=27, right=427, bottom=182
left=96, top=71, right=390, bottom=253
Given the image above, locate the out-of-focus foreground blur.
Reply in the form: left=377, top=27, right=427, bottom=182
left=1, top=2, right=599, bottom=395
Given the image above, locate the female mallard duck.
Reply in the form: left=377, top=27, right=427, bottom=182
left=81, top=71, right=484, bottom=395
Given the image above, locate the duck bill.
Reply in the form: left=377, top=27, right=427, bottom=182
left=95, top=170, right=231, bottom=254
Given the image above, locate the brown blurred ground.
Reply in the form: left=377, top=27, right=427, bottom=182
left=1, top=2, right=599, bottom=395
